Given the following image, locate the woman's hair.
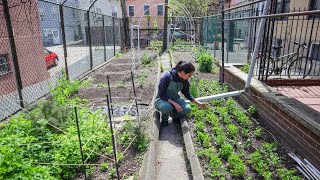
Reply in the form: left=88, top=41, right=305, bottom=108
left=175, top=61, right=195, bottom=73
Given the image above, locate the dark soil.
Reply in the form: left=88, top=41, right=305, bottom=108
left=75, top=50, right=159, bottom=179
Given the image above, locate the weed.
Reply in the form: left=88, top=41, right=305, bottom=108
left=97, top=83, right=106, bottom=88
left=100, top=163, right=109, bottom=172
left=115, top=52, right=123, bottom=58
left=138, top=72, right=148, bottom=86
left=240, top=63, right=250, bottom=73
left=116, top=83, right=125, bottom=87
left=247, top=105, right=257, bottom=116
left=141, top=53, right=152, bottom=65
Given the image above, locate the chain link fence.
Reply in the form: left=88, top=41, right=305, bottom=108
left=0, top=0, right=122, bottom=121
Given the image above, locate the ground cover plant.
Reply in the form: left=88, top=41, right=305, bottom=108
left=188, top=79, right=302, bottom=179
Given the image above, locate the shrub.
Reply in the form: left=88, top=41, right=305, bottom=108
left=198, top=52, right=213, bottom=73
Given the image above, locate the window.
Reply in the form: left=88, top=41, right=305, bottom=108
left=144, top=5, right=150, bottom=16
left=310, top=0, right=320, bottom=10
left=157, top=5, right=163, bottom=16
left=129, top=5, right=135, bottom=16
left=39, top=7, right=45, bottom=20
left=310, top=43, right=320, bottom=61
left=51, top=6, right=58, bottom=16
left=0, top=54, right=10, bottom=75
left=276, top=0, right=290, bottom=14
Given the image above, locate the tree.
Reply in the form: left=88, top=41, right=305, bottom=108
left=171, top=0, right=220, bottom=17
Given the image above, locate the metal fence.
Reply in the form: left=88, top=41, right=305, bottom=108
left=202, top=0, right=320, bottom=82
left=0, top=0, right=122, bottom=121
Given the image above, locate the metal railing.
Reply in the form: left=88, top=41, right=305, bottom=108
left=202, top=0, right=320, bottom=82
left=0, top=0, right=122, bottom=121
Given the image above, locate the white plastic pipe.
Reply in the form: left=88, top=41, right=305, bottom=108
left=245, top=0, right=271, bottom=89
left=186, top=90, right=244, bottom=103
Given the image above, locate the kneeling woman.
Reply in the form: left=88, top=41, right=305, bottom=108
left=155, top=61, right=206, bottom=126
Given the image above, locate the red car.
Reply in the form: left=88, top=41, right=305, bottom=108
left=44, top=48, right=59, bottom=68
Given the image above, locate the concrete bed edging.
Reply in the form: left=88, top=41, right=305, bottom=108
left=180, top=117, right=205, bottom=180
left=138, top=52, right=162, bottom=180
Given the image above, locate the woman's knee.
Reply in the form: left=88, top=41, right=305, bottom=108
left=158, top=102, right=173, bottom=114
left=183, top=104, right=192, bottom=114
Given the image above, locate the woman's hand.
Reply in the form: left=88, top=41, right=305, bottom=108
left=197, top=102, right=206, bottom=108
left=193, top=99, right=206, bottom=109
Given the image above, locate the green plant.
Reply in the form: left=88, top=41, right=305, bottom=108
left=276, top=168, right=300, bottom=179
left=195, top=120, right=206, bottom=132
left=198, top=51, right=213, bottom=73
left=115, top=52, right=123, bottom=58
left=247, top=105, right=257, bottom=116
left=220, top=144, right=233, bottom=159
left=116, top=83, right=125, bottom=87
left=226, top=124, right=239, bottom=138
left=120, top=120, right=149, bottom=153
left=215, top=134, right=226, bottom=146
left=190, top=77, right=198, bottom=98
left=240, top=63, right=250, bottom=73
left=141, top=53, right=153, bottom=65
left=138, top=72, right=148, bottom=86
left=197, top=132, right=211, bottom=148
left=101, top=163, right=109, bottom=172
left=160, top=63, right=164, bottom=72
left=253, top=127, right=262, bottom=138
left=97, top=83, right=106, bottom=88
left=228, top=154, right=245, bottom=177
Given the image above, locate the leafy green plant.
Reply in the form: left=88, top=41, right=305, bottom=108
left=276, top=168, right=300, bottom=179
left=197, top=132, right=211, bottom=148
left=228, top=154, right=245, bottom=177
left=247, top=105, right=257, bottom=116
left=215, top=134, right=226, bottom=146
left=101, top=163, right=109, bottom=172
left=141, top=53, right=153, bottom=65
left=220, top=144, right=233, bottom=159
left=240, top=63, right=250, bottom=73
left=253, top=127, right=262, bottom=138
left=190, top=77, right=198, bottom=98
left=198, top=51, right=213, bottom=73
left=115, top=52, right=123, bottom=58
left=226, top=124, right=239, bottom=138
left=138, top=72, right=148, bottom=86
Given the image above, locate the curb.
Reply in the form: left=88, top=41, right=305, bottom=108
left=139, top=52, right=162, bottom=180
left=181, top=117, right=204, bottom=180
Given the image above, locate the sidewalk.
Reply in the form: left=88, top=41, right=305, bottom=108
left=271, top=86, right=320, bottom=112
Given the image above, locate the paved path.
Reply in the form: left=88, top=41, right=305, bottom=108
left=271, top=86, right=320, bottom=112
left=155, top=53, right=190, bottom=180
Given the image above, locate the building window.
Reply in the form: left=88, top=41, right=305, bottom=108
left=0, top=54, right=10, bottom=75
left=310, top=0, right=320, bottom=10
left=276, top=0, right=290, bottom=14
left=129, top=5, right=135, bottom=16
left=144, top=5, right=150, bottom=16
left=51, top=6, right=58, bottom=17
left=310, top=43, right=320, bottom=61
left=157, top=5, right=163, bottom=16
left=39, top=7, right=45, bottom=20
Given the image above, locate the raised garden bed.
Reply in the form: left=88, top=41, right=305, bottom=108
left=171, top=48, right=303, bottom=179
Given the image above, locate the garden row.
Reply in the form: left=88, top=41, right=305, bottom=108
left=0, top=72, right=148, bottom=179
left=186, top=48, right=301, bottom=179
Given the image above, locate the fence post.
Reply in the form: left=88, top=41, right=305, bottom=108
left=2, top=0, right=24, bottom=108
left=106, top=95, right=120, bottom=180
left=87, top=11, right=93, bottom=70
left=163, top=0, right=169, bottom=51
left=206, top=16, right=208, bottom=47
left=220, top=0, right=225, bottom=83
left=113, top=17, right=116, bottom=56
left=59, top=5, right=69, bottom=80
left=102, top=16, right=106, bottom=62
left=74, top=107, right=87, bottom=180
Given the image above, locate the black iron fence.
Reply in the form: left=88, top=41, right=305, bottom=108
left=0, top=0, right=122, bottom=120
left=202, top=0, right=320, bottom=82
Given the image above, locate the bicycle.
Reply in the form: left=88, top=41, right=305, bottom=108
left=259, top=40, right=313, bottom=79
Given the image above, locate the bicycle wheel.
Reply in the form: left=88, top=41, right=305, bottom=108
left=258, top=56, right=274, bottom=77
left=287, top=56, right=313, bottom=79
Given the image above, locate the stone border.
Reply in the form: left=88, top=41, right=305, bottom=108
left=139, top=52, right=162, bottom=180
left=180, top=117, right=204, bottom=180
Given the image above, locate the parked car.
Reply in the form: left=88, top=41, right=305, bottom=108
left=44, top=48, right=58, bottom=68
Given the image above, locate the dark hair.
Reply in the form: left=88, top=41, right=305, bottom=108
left=175, top=61, right=195, bottom=74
